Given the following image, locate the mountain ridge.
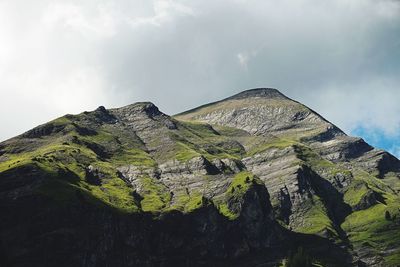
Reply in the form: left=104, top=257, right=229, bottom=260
left=1, top=88, right=400, bottom=266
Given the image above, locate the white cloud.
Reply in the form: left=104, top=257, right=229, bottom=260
left=0, top=0, right=400, bottom=145
left=127, top=0, right=194, bottom=27
left=237, top=53, right=249, bottom=70
left=237, top=50, right=258, bottom=70
left=42, top=2, right=118, bottom=38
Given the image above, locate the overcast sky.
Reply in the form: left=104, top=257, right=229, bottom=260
left=1, top=0, right=399, bottom=156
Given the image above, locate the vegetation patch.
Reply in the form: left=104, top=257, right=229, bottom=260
left=138, top=176, right=171, bottom=212
left=246, top=137, right=296, bottom=156
left=185, top=192, right=204, bottom=212
left=111, top=148, right=156, bottom=167
left=343, top=181, right=370, bottom=208
left=293, top=196, right=337, bottom=236
left=342, top=200, right=400, bottom=262
left=167, top=191, right=204, bottom=213
left=174, top=142, right=202, bottom=162
left=217, top=171, right=262, bottom=220
left=170, top=123, right=244, bottom=161
left=211, top=124, right=250, bottom=137
left=294, top=145, right=335, bottom=170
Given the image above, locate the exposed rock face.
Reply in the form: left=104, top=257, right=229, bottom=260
left=178, top=88, right=344, bottom=137
left=0, top=88, right=399, bottom=266
left=85, top=165, right=105, bottom=185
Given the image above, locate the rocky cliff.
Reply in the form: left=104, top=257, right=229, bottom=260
left=1, top=88, right=399, bottom=266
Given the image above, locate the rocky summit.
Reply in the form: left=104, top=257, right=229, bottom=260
left=1, top=88, right=400, bottom=267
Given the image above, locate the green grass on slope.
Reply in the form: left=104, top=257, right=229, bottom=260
left=0, top=110, right=172, bottom=213
left=342, top=199, right=400, bottom=266
left=294, top=145, right=337, bottom=171
left=173, top=121, right=244, bottom=161
left=292, top=142, right=400, bottom=265
left=111, top=148, right=156, bottom=167
left=343, top=181, right=370, bottom=208
left=245, top=137, right=297, bottom=156
left=41, top=148, right=140, bottom=213
left=178, top=121, right=220, bottom=139
left=382, top=172, right=400, bottom=193
left=216, top=171, right=262, bottom=220
left=167, top=191, right=204, bottom=213
left=211, top=124, right=250, bottom=137
left=0, top=112, right=250, bottom=214
left=343, top=168, right=398, bottom=209
left=293, top=196, right=337, bottom=237
left=36, top=170, right=140, bottom=213
left=138, top=176, right=171, bottom=212
left=0, top=136, right=142, bottom=213
left=166, top=123, right=243, bottom=163
left=173, top=141, right=202, bottom=162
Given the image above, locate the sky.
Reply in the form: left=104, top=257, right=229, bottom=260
left=0, top=0, right=399, bottom=157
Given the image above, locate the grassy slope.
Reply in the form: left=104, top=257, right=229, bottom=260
left=0, top=113, right=245, bottom=215
left=215, top=171, right=263, bottom=220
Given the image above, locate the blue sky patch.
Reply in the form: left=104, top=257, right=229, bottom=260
left=351, top=127, right=400, bottom=158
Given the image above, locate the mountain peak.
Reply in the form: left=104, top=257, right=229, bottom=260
left=175, top=87, right=328, bottom=137
left=227, top=88, right=288, bottom=100
left=111, top=102, right=161, bottom=117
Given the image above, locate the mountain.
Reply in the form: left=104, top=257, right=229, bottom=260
left=1, top=88, right=400, bottom=266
